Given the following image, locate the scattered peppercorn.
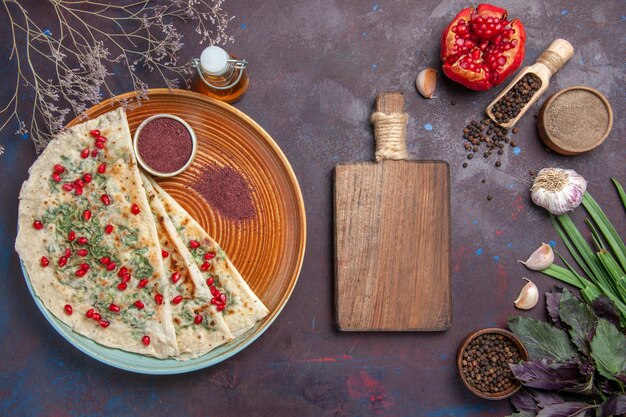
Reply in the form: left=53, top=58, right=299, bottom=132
left=491, top=73, right=541, bottom=124
left=481, top=179, right=486, bottom=184
left=495, top=161, right=502, bottom=167
left=512, top=127, right=519, bottom=134
left=460, top=117, right=516, bottom=167
left=462, top=162, right=468, bottom=168
left=529, top=170, right=536, bottom=176
left=487, top=195, right=493, bottom=201
left=461, top=333, right=522, bottom=394
left=451, top=100, right=457, bottom=106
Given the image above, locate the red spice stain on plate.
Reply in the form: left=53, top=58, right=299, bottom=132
left=189, top=165, right=255, bottom=221
left=495, top=229, right=505, bottom=236
left=453, top=246, right=470, bottom=273
left=346, top=370, right=393, bottom=411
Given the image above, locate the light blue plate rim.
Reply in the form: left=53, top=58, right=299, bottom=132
left=20, top=260, right=284, bottom=375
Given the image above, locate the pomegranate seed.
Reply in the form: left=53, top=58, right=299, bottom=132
left=64, top=304, right=73, bottom=315
left=80, top=148, right=89, bottom=159
left=171, top=272, right=181, bottom=283
left=155, top=294, right=163, bottom=305
left=106, top=262, right=117, bottom=271
left=65, top=248, right=71, bottom=258
left=206, top=277, right=214, bottom=286
left=74, top=186, right=83, bottom=196
left=74, top=179, right=84, bottom=188
left=82, top=209, right=91, bottom=221
left=68, top=231, right=76, bottom=241
left=138, top=278, right=149, bottom=288
left=189, top=240, right=200, bottom=249
left=194, top=314, right=203, bottom=324
left=161, top=250, right=169, bottom=258
left=104, top=224, right=113, bottom=234
left=97, top=135, right=107, bottom=143
left=77, top=249, right=88, bottom=257
left=53, top=164, right=65, bottom=174
left=134, top=300, right=145, bottom=309
left=117, top=267, right=128, bottom=277
left=204, top=252, right=215, bottom=260
left=142, top=335, right=150, bottom=346
left=210, top=286, right=219, bottom=297
left=97, top=163, right=107, bottom=174
left=52, top=172, right=61, bottom=182
left=77, top=237, right=88, bottom=245
left=219, top=293, right=227, bottom=303
left=75, top=269, right=86, bottom=277
left=217, top=304, right=226, bottom=312
left=131, top=203, right=140, bottom=215
left=99, top=320, right=110, bottom=328
left=210, top=297, right=219, bottom=305
left=83, top=173, right=92, bottom=183
left=91, top=149, right=99, bottom=158
left=109, top=304, right=120, bottom=312
left=58, top=256, right=67, bottom=267
left=62, top=183, right=74, bottom=192
left=89, top=129, right=100, bottom=137
left=100, top=257, right=111, bottom=265
left=200, top=262, right=210, bottom=271
left=172, top=295, right=183, bottom=305
left=95, top=141, right=105, bottom=149
left=100, top=194, right=111, bottom=206
left=33, top=220, right=44, bottom=230
left=86, top=308, right=94, bottom=318
left=117, top=282, right=127, bottom=291
left=92, top=312, right=101, bottom=321
left=120, top=273, right=131, bottom=284
left=79, top=263, right=90, bottom=271
left=40, top=256, right=49, bottom=267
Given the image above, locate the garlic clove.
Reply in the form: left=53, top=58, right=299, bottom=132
left=519, top=243, right=554, bottom=271
left=416, top=68, right=437, bottom=99
left=514, top=278, right=539, bottom=310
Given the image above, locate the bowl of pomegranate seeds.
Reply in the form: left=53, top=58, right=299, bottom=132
left=133, top=114, right=197, bottom=177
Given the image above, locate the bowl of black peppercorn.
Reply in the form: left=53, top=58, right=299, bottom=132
left=457, top=328, right=529, bottom=400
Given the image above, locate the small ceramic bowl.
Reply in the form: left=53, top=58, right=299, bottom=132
left=537, top=86, right=613, bottom=155
left=133, top=114, right=197, bottom=177
left=457, top=328, right=529, bottom=400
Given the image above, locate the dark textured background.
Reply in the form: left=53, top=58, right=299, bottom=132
left=1, top=1, right=624, bottom=416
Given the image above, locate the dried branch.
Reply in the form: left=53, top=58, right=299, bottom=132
left=1, top=0, right=234, bottom=153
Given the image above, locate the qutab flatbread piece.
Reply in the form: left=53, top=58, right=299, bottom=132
left=149, top=178, right=269, bottom=337
left=141, top=173, right=234, bottom=359
left=15, top=108, right=178, bottom=358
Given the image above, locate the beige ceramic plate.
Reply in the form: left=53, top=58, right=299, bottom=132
left=58, top=88, right=306, bottom=373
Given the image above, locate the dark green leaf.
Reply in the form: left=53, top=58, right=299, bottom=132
left=559, top=289, right=598, bottom=356
left=612, top=178, right=626, bottom=210
left=590, top=319, right=626, bottom=383
left=509, top=316, right=575, bottom=362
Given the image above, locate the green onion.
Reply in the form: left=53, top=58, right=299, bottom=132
left=612, top=178, right=626, bottom=210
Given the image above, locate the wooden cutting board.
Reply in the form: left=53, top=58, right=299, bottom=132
left=334, top=92, right=451, bottom=331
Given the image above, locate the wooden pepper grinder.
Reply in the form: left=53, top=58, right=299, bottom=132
left=191, top=46, right=249, bottom=103
left=486, top=39, right=574, bottom=128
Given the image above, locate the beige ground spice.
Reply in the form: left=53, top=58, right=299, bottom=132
left=544, top=89, right=609, bottom=147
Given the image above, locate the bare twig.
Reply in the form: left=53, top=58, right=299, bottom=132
left=0, top=0, right=233, bottom=153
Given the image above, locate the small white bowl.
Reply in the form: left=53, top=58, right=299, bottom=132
left=133, top=114, right=197, bottom=177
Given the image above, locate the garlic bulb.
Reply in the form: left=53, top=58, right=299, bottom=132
left=514, top=278, right=539, bottom=310
left=519, top=243, right=554, bottom=271
left=530, top=168, right=587, bottom=215
left=416, top=68, right=437, bottom=99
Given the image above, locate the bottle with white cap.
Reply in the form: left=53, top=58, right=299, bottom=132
left=191, top=46, right=249, bottom=103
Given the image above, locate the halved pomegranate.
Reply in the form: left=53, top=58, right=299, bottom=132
left=440, top=4, right=526, bottom=91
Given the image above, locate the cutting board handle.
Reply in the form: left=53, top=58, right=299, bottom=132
left=371, top=92, right=409, bottom=162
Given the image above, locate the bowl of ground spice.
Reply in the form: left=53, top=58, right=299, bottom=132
left=538, top=86, right=613, bottom=155
left=457, top=328, right=529, bottom=400
left=133, top=114, right=197, bottom=177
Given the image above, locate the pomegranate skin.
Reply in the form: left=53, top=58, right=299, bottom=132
left=440, top=3, right=526, bottom=91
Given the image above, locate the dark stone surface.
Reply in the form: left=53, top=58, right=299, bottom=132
left=0, top=1, right=624, bottom=416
